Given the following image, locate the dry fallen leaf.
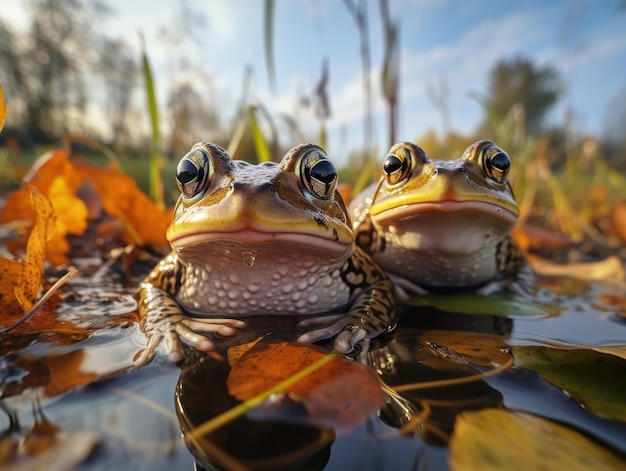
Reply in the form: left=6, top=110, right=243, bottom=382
left=609, top=201, right=626, bottom=243
left=227, top=342, right=385, bottom=431
left=418, top=330, right=511, bottom=368
left=227, top=336, right=265, bottom=366
left=0, top=187, right=54, bottom=324
left=530, top=255, right=625, bottom=282
left=0, top=146, right=172, bottom=263
left=449, top=409, right=626, bottom=471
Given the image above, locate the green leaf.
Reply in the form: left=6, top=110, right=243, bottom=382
left=450, top=409, right=626, bottom=471
left=405, top=292, right=557, bottom=317
left=513, top=346, right=626, bottom=421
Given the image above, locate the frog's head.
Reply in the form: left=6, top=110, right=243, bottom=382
left=369, top=140, right=519, bottom=254
left=167, top=142, right=353, bottom=260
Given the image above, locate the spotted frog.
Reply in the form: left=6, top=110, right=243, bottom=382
left=137, top=142, right=395, bottom=363
left=351, top=140, right=533, bottom=298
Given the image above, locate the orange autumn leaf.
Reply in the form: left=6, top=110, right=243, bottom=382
left=227, top=342, right=385, bottom=430
left=74, top=159, right=171, bottom=247
left=0, top=82, right=6, bottom=131
left=0, top=146, right=171, bottom=263
left=0, top=186, right=55, bottom=325
left=0, top=258, right=22, bottom=316
left=15, top=187, right=56, bottom=310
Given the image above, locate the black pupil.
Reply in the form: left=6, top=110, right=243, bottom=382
left=310, top=159, right=336, bottom=184
left=490, top=152, right=510, bottom=172
left=176, top=158, right=201, bottom=185
left=383, top=154, right=403, bottom=175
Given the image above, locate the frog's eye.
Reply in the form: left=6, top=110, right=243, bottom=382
left=176, top=147, right=214, bottom=198
left=383, top=150, right=411, bottom=186
left=482, top=145, right=511, bottom=183
left=299, top=150, right=338, bottom=201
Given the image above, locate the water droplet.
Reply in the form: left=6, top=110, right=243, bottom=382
left=243, top=251, right=257, bottom=267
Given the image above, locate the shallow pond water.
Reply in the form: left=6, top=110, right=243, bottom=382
left=1, top=257, right=626, bottom=470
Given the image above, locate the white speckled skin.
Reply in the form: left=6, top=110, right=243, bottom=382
left=137, top=142, right=396, bottom=364
left=176, top=242, right=352, bottom=315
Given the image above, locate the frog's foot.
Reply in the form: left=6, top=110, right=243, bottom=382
left=296, top=314, right=370, bottom=355
left=389, top=275, right=430, bottom=300
left=137, top=300, right=245, bottom=364
left=476, top=264, right=535, bottom=297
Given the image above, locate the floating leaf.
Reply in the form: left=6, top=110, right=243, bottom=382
left=406, top=292, right=556, bottom=317
left=227, top=336, right=265, bottom=366
left=227, top=342, right=384, bottom=431
left=513, top=346, right=626, bottom=421
left=418, top=330, right=511, bottom=368
left=449, top=409, right=626, bottom=471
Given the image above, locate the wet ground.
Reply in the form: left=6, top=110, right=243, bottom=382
left=1, top=256, right=626, bottom=470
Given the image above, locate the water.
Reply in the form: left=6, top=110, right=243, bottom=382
left=1, top=258, right=625, bottom=470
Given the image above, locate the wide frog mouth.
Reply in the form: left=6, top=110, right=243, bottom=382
left=170, top=225, right=353, bottom=256
left=371, top=199, right=519, bottom=228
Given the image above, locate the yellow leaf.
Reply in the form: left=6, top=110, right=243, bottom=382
left=449, top=409, right=626, bottom=471
left=48, top=176, right=89, bottom=237
left=226, top=336, right=265, bottom=366
left=531, top=255, right=625, bottom=282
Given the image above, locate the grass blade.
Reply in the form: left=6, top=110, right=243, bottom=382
left=264, top=0, right=277, bottom=92
left=249, top=105, right=272, bottom=162
left=140, top=34, right=164, bottom=208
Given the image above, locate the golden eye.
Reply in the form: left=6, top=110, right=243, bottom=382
left=482, top=145, right=511, bottom=183
left=176, top=147, right=213, bottom=199
left=383, top=146, right=413, bottom=186
left=299, top=149, right=338, bottom=200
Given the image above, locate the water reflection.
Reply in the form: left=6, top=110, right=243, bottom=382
left=2, top=264, right=626, bottom=469
left=176, top=348, right=336, bottom=470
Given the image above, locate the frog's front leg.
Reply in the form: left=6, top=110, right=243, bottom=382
left=136, top=282, right=245, bottom=364
left=297, top=250, right=396, bottom=355
left=297, top=279, right=396, bottom=354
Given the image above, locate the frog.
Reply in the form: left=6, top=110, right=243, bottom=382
left=136, top=142, right=396, bottom=364
left=350, top=140, right=533, bottom=299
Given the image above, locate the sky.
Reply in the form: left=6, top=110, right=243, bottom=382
left=2, top=0, right=626, bottom=163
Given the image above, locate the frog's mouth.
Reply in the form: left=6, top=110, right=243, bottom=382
left=373, top=200, right=518, bottom=228
left=170, top=228, right=352, bottom=255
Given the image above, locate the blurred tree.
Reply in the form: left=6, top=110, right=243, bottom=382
left=95, top=38, right=138, bottom=153
left=0, top=0, right=105, bottom=142
left=480, top=57, right=562, bottom=135
left=166, top=80, right=221, bottom=157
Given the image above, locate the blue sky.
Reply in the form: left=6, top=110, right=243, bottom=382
left=3, top=0, right=626, bottom=162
